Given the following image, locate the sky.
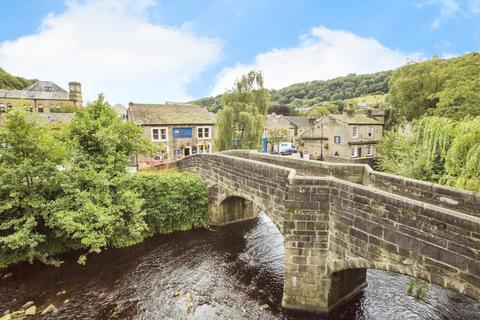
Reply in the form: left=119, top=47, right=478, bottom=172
left=0, top=0, right=479, bottom=105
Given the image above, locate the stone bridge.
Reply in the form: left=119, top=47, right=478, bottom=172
left=176, top=151, right=480, bottom=313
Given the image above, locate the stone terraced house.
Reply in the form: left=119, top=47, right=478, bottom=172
left=300, top=110, right=384, bottom=163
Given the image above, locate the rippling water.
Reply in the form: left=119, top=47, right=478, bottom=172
left=1, top=213, right=479, bottom=319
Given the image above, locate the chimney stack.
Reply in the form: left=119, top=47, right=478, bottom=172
left=68, top=82, right=83, bottom=109
left=345, top=107, right=354, bottom=117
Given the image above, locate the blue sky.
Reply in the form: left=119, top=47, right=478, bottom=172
left=0, top=0, right=479, bottom=104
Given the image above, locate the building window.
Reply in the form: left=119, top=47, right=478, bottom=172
left=323, top=126, right=327, bottom=136
left=368, top=127, right=374, bottom=138
left=45, top=86, right=52, bottom=92
left=151, top=127, right=168, bottom=141
left=197, top=126, right=211, bottom=139
left=0, top=104, right=5, bottom=113
left=352, top=126, right=358, bottom=138
left=38, top=105, right=44, bottom=113
left=334, top=136, right=341, bottom=144
left=351, top=147, right=357, bottom=158
left=367, top=144, right=373, bottom=156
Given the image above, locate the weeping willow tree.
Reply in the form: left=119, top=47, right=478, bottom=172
left=216, top=71, right=270, bottom=150
left=377, top=116, right=480, bottom=192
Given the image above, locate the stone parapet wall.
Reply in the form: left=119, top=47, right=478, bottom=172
left=365, top=169, right=480, bottom=217
left=327, top=176, right=480, bottom=300
left=222, top=150, right=480, bottom=216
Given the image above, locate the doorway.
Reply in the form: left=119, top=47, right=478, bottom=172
left=357, top=147, right=362, bottom=158
left=184, top=146, right=191, bottom=157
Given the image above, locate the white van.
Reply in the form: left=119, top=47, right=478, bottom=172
left=279, top=142, right=295, bottom=155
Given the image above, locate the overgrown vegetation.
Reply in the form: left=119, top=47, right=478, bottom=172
left=376, top=53, right=480, bottom=191
left=377, top=116, right=480, bottom=192
left=406, top=279, right=430, bottom=301
left=0, top=68, right=35, bottom=90
left=0, top=98, right=209, bottom=269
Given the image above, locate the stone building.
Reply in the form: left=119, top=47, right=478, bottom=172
left=300, top=111, right=384, bottom=162
left=128, top=102, right=216, bottom=164
left=265, top=114, right=310, bottom=144
left=0, top=81, right=83, bottom=113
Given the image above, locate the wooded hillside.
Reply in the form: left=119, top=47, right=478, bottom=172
left=192, top=70, right=392, bottom=113
left=0, top=68, right=35, bottom=90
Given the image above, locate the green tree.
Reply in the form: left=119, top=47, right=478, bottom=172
left=216, top=71, right=270, bottom=150
left=0, top=110, right=66, bottom=268
left=267, top=127, right=292, bottom=148
left=388, top=53, right=480, bottom=125
left=377, top=116, right=480, bottom=192
left=46, top=95, right=158, bottom=261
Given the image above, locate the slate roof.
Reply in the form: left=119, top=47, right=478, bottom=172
left=327, top=114, right=383, bottom=125
left=284, top=116, right=310, bottom=129
left=265, top=116, right=292, bottom=129
left=128, top=103, right=216, bottom=125
left=0, top=81, right=70, bottom=100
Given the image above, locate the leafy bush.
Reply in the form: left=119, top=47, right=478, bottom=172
left=134, top=172, right=209, bottom=234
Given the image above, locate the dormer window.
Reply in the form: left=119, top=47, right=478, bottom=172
left=45, top=86, right=52, bottom=92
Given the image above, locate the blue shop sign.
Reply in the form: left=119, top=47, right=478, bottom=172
left=173, top=127, right=192, bottom=139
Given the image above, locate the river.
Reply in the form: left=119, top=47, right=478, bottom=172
left=1, top=213, right=479, bottom=320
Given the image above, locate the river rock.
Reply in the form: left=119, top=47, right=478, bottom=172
left=2, top=273, right=12, bottom=279
left=259, top=304, right=269, bottom=310
left=40, top=304, right=57, bottom=316
left=56, top=290, right=66, bottom=296
left=0, top=314, right=11, bottom=320
left=24, top=306, right=36, bottom=316
left=21, top=302, right=34, bottom=310
left=2, top=310, right=9, bottom=316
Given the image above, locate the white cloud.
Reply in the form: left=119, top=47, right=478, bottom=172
left=211, top=27, right=418, bottom=96
left=0, top=0, right=222, bottom=104
left=418, top=0, right=480, bottom=28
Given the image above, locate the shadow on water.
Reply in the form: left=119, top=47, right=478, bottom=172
left=0, top=212, right=479, bottom=319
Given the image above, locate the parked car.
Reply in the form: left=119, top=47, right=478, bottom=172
left=279, top=142, right=295, bottom=155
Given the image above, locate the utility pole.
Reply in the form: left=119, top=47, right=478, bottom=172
left=320, top=122, right=324, bottom=161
